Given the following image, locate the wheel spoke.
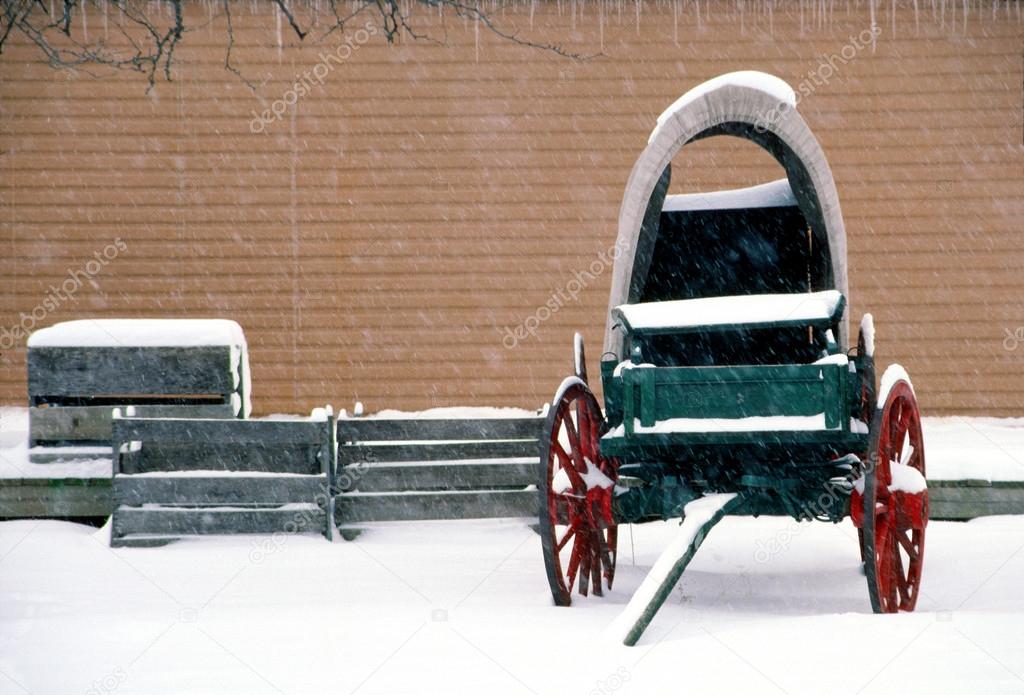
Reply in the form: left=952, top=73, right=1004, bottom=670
left=551, top=440, right=586, bottom=491
left=556, top=519, right=579, bottom=552
left=893, top=542, right=910, bottom=605
left=577, top=532, right=591, bottom=597
left=566, top=536, right=582, bottom=590
left=563, top=414, right=585, bottom=472
left=896, top=531, right=919, bottom=562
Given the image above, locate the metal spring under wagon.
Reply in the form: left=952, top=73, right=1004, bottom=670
left=538, top=72, right=929, bottom=645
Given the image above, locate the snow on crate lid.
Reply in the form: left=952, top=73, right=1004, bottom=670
left=28, top=319, right=247, bottom=348
left=613, top=290, right=844, bottom=335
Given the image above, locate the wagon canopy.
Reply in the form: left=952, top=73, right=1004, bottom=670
left=604, top=71, right=849, bottom=358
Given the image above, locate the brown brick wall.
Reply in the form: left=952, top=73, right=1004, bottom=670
left=1, top=2, right=1022, bottom=415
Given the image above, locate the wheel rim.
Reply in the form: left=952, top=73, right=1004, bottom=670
left=861, top=380, right=928, bottom=613
left=539, top=380, right=617, bottom=606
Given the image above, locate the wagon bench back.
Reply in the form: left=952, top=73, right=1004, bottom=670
left=110, top=408, right=334, bottom=547
left=334, top=414, right=544, bottom=536
left=27, top=319, right=250, bottom=449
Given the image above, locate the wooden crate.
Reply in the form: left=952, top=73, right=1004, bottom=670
left=27, top=320, right=249, bottom=448
left=110, top=407, right=334, bottom=547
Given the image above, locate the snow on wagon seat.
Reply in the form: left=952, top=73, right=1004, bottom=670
left=612, top=290, right=845, bottom=337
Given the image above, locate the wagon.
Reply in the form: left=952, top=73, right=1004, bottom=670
left=538, top=72, right=929, bottom=645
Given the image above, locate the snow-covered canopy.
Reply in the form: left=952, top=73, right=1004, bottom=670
left=605, top=71, right=850, bottom=357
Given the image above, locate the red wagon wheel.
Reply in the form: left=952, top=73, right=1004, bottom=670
left=539, top=378, right=618, bottom=606
left=854, top=374, right=928, bottom=613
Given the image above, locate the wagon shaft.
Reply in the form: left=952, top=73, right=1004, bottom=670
left=608, top=493, right=745, bottom=646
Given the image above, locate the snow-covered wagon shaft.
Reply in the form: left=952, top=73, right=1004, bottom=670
left=538, top=71, right=937, bottom=644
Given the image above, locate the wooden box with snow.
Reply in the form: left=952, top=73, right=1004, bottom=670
left=538, top=72, right=929, bottom=645
left=26, top=319, right=252, bottom=450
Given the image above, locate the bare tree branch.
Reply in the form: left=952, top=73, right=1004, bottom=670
left=271, top=0, right=307, bottom=40
left=222, top=0, right=255, bottom=90
left=0, top=0, right=597, bottom=90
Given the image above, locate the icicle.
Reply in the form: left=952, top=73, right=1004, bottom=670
left=914, top=0, right=920, bottom=32
left=275, top=2, right=283, bottom=62
left=673, top=0, right=679, bottom=45
left=81, top=1, right=87, bottom=42
left=635, top=0, right=640, bottom=34
left=530, top=0, right=535, bottom=28
left=474, top=15, right=480, bottom=63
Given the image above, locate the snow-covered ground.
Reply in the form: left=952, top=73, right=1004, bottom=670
left=1, top=515, right=1022, bottom=694
left=1, top=406, right=1022, bottom=693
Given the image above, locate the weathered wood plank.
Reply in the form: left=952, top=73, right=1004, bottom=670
left=112, top=505, right=328, bottom=537
left=335, top=489, right=537, bottom=523
left=337, top=416, right=543, bottom=443
left=30, top=403, right=236, bottom=442
left=119, top=443, right=322, bottom=475
left=927, top=481, right=1024, bottom=520
left=28, top=346, right=236, bottom=397
left=338, top=440, right=539, bottom=464
left=0, top=478, right=111, bottom=517
left=929, top=501, right=1024, bottom=520
left=113, top=475, right=328, bottom=506
left=927, top=479, right=1024, bottom=489
left=338, top=460, right=537, bottom=492
left=112, top=417, right=326, bottom=446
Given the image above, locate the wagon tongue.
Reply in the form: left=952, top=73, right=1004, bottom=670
left=607, top=493, right=746, bottom=646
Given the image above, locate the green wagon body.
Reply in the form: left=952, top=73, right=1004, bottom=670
left=597, top=292, right=871, bottom=524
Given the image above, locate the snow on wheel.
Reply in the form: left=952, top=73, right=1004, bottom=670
left=539, top=377, right=617, bottom=606
left=852, top=367, right=928, bottom=613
